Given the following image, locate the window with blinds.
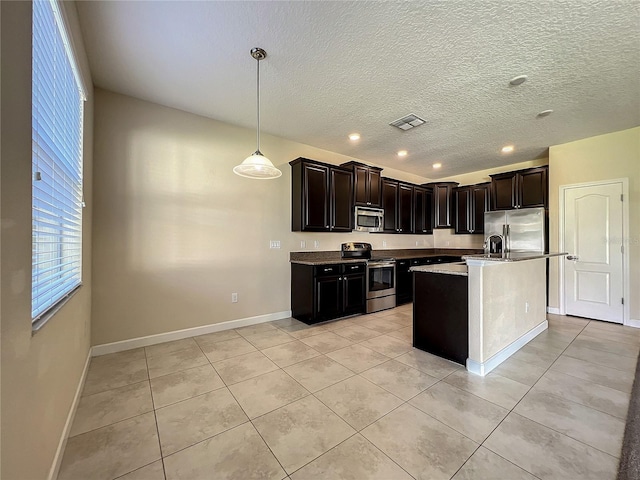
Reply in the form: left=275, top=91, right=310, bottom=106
left=32, top=0, right=86, bottom=324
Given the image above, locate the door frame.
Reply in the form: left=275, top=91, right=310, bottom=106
left=558, top=178, right=630, bottom=325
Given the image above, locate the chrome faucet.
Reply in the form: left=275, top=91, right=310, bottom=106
left=484, top=234, right=505, bottom=254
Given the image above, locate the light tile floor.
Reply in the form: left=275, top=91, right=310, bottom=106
left=58, top=305, right=637, bottom=480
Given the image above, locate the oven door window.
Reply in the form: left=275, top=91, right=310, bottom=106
left=369, top=266, right=394, bottom=291
left=357, top=213, right=380, bottom=229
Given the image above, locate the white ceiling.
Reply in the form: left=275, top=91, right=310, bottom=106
left=76, top=0, right=640, bottom=179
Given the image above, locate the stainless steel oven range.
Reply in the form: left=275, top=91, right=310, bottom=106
left=341, top=242, right=397, bottom=314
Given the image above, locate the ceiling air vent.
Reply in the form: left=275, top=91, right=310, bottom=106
left=389, top=114, right=425, bottom=131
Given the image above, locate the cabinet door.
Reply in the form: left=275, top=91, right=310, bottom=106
left=491, top=173, right=517, bottom=210
left=398, top=183, right=414, bottom=233
left=381, top=179, right=398, bottom=232
left=343, top=274, right=366, bottom=314
left=315, top=276, right=342, bottom=320
left=454, top=187, right=472, bottom=234
left=303, top=163, right=329, bottom=230
left=519, top=167, right=548, bottom=208
left=396, top=259, right=412, bottom=304
left=434, top=184, right=454, bottom=228
left=353, top=165, right=369, bottom=206
left=368, top=169, right=382, bottom=207
left=413, top=187, right=432, bottom=234
left=330, top=168, right=353, bottom=232
left=471, top=184, right=490, bottom=233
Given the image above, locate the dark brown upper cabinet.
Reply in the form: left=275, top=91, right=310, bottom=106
left=380, top=179, right=415, bottom=234
left=398, top=182, right=414, bottom=234
left=290, top=158, right=353, bottom=232
left=454, top=182, right=490, bottom=234
left=341, top=161, right=382, bottom=207
left=423, top=182, right=459, bottom=229
left=490, top=166, right=548, bottom=210
left=380, top=178, right=399, bottom=233
left=413, top=186, right=433, bottom=234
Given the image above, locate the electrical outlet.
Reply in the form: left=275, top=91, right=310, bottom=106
left=314, top=240, right=320, bottom=248
left=525, top=302, right=530, bottom=313
left=415, top=241, right=419, bottom=246
left=269, top=240, right=281, bottom=249
left=231, top=293, right=238, bottom=303
left=300, top=240, right=306, bottom=248
left=382, top=240, right=387, bottom=247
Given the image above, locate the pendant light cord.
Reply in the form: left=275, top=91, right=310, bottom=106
left=256, top=55, right=261, bottom=153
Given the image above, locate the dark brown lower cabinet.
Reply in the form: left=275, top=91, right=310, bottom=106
left=396, top=259, right=412, bottom=304
left=291, top=263, right=366, bottom=324
left=413, top=271, right=468, bottom=365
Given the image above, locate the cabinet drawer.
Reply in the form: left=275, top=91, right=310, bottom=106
left=410, top=257, right=433, bottom=266
left=342, top=263, right=366, bottom=274
left=315, top=265, right=341, bottom=277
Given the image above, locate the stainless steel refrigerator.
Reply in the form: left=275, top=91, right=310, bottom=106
left=484, top=207, right=546, bottom=252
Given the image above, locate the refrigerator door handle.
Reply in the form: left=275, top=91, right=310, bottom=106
left=506, top=224, right=511, bottom=251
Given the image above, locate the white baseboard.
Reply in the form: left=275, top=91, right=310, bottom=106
left=48, top=348, right=92, bottom=480
left=466, top=320, right=548, bottom=376
left=92, top=310, right=293, bottom=357
left=547, top=307, right=561, bottom=315
left=624, top=318, right=640, bottom=329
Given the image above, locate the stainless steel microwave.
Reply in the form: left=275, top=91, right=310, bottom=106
left=354, top=206, right=384, bottom=232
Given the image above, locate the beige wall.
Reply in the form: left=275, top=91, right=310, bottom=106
left=91, top=90, right=439, bottom=345
left=0, top=2, right=93, bottom=479
left=548, top=127, right=640, bottom=321
left=468, top=259, right=547, bottom=363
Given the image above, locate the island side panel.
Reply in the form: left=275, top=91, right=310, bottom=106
left=468, top=258, right=547, bottom=365
left=413, top=272, right=469, bottom=365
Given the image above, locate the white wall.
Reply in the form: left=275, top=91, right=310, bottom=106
left=0, top=2, right=94, bottom=479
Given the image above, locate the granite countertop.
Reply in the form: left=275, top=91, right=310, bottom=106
left=463, top=252, right=568, bottom=262
left=290, top=259, right=366, bottom=266
left=290, top=248, right=483, bottom=265
left=410, top=264, right=469, bottom=276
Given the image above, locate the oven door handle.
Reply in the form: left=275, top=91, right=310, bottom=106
left=368, top=262, right=396, bottom=268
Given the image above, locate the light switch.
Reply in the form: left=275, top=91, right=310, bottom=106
left=270, top=240, right=281, bottom=249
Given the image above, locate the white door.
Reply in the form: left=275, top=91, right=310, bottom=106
left=563, top=182, right=624, bottom=323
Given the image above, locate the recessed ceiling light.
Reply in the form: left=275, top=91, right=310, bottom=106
left=397, top=150, right=408, bottom=157
left=432, top=163, right=442, bottom=169
left=348, top=133, right=360, bottom=141
left=509, top=75, right=528, bottom=86
left=501, top=145, right=514, bottom=154
left=537, top=109, right=553, bottom=117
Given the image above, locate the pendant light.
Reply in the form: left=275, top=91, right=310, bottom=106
left=233, top=48, right=282, bottom=179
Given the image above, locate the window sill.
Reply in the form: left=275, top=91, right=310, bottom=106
left=32, top=284, right=82, bottom=335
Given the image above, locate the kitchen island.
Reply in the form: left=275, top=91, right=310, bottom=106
left=411, top=252, right=566, bottom=376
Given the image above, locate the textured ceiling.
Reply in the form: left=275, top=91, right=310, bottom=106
left=76, top=0, right=640, bottom=179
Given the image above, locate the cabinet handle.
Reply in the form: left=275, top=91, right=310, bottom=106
left=350, top=266, right=358, bottom=270
left=323, top=268, right=332, bottom=272
left=326, top=225, right=330, bottom=228
left=367, top=202, right=371, bottom=205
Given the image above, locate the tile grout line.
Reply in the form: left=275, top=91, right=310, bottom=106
left=445, top=319, right=590, bottom=480
left=472, top=318, right=624, bottom=476
left=143, top=345, right=167, bottom=480
left=489, top=320, right=628, bottom=460
left=223, top=365, right=291, bottom=478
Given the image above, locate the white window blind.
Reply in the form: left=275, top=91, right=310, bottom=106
left=32, top=0, right=86, bottom=323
